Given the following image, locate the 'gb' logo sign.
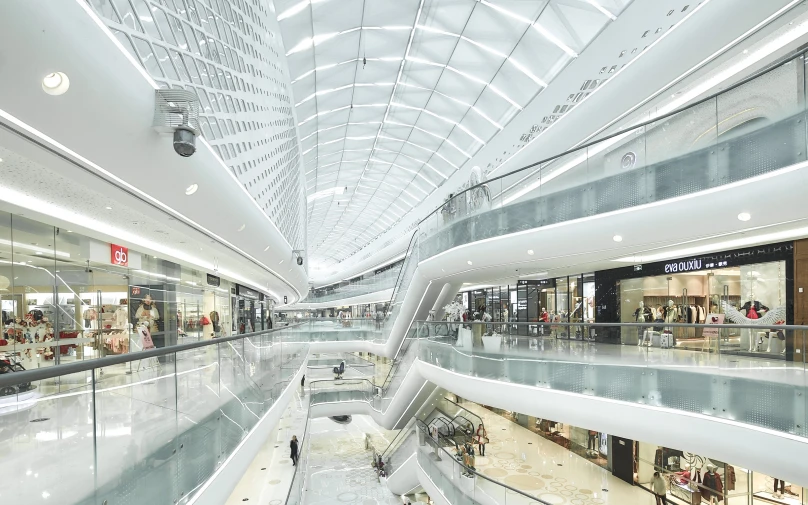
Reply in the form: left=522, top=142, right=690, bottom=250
left=111, top=244, right=129, bottom=267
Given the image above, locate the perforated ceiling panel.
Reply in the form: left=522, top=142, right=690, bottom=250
left=276, top=0, right=634, bottom=269
left=89, top=0, right=306, bottom=252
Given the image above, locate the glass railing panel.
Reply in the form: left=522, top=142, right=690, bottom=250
left=410, top=53, right=808, bottom=264
left=5, top=369, right=97, bottom=504
left=175, top=345, right=223, bottom=501
left=417, top=321, right=808, bottom=438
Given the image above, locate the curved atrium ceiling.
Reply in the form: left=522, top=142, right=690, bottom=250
left=276, top=0, right=632, bottom=268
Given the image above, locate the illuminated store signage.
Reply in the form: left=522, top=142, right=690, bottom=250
left=110, top=244, right=128, bottom=267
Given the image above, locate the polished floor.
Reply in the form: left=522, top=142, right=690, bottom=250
left=422, top=400, right=649, bottom=505
left=306, top=415, right=400, bottom=505
left=226, top=387, right=309, bottom=505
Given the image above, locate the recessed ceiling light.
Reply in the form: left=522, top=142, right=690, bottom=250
left=467, top=260, right=473, bottom=266
left=613, top=235, right=623, bottom=242
left=737, top=212, right=751, bottom=222
left=105, top=206, right=112, bottom=210
left=238, top=224, right=246, bottom=231
left=0, top=158, right=3, bottom=163
left=279, top=260, right=284, bottom=264
left=185, top=184, right=199, bottom=195
left=42, top=72, right=70, bottom=96
left=35, top=252, right=42, bottom=255
left=527, top=249, right=534, bottom=255
left=264, top=246, right=270, bottom=251
left=66, top=230, right=73, bottom=233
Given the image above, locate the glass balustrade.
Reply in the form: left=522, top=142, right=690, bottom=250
left=415, top=52, right=808, bottom=261
left=0, top=326, right=308, bottom=505
left=417, top=321, right=808, bottom=439
left=303, top=267, right=402, bottom=303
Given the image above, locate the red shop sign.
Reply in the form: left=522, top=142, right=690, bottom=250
left=111, top=244, right=128, bottom=267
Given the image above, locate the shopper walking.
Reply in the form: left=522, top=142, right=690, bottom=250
left=300, top=374, right=305, bottom=392
left=475, top=423, right=488, bottom=456
left=652, top=472, right=668, bottom=505
left=290, top=435, right=299, bottom=466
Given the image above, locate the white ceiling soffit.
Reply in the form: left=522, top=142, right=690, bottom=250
left=276, top=0, right=633, bottom=269
left=308, top=0, right=804, bottom=285
left=0, top=0, right=308, bottom=303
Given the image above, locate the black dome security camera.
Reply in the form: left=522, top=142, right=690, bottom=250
left=297, top=256, right=304, bottom=266
left=173, top=125, right=197, bottom=157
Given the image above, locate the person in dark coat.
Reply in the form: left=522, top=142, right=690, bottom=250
left=290, top=435, right=299, bottom=466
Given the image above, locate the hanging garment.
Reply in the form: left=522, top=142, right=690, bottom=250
left=726, top=465, right=736, bottom=491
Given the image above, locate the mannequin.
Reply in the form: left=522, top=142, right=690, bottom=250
left=635, top=301, right=652, bottom=346
left=135, top=294, right=160, bottom=334
left=701, top=465, right=723, bottom=504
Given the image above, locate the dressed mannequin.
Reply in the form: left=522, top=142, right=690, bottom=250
left=701, top=465, right=723, bottom=504
left=634, top=301, right=652, bottom=346
left=135, top=294, right=160, bottom=334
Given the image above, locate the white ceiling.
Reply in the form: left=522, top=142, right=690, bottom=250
left=276, top=0, right=632, bottom=267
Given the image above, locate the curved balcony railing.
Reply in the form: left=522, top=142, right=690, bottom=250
left=303, top=266, right=402, bottom=303
left=415, top=50, right=808, bottom=260
left=0, top=325, right=308, bottom=505
left=417, top=321, right=808, bottom=439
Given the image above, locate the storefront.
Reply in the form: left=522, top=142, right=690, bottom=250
left=0, top=211, right=242, bottom=372
left=233, top=284, right=266, bottom=334
left=632, top=439, right=804, bottom=505
left=482, top=405, right=611, bottom=471
left=594, top=242, right=794, bottom=359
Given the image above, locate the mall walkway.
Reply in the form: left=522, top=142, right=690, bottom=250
left=306, top=415, right=401, bottom=505
left=226, top=387, right=309, bottom=504
left=453, top=401, right=650, bottom=505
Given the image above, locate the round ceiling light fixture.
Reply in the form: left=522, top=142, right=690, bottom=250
left=527, top=249, right=534, bottom=255
left=467, top=260, right=473, bottom=266
left=237, top=224, right=246, bottom=232
left=185, top=184, right=198, bottom=195
left=42, top=72, right=70, bottom=96
left=737, top=212, right=751, bottom=222
left=613, top=235, right=623, bottom=242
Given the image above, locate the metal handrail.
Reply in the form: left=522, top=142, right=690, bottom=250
left=0, top=323, right=304, bottom=387
left=414, top=419, right=551, bottom=505
left=414, top=41, right=808, bottom=228
left=424, top=321, right=808, bottom=330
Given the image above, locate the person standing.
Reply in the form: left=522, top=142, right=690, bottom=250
left=300, top=374, right=305, bottom=392
left=290, top=435, right=299, bottom=466
left=652, top=472, right=668, bottom=505
left=475, top=424, right=488, bottom=456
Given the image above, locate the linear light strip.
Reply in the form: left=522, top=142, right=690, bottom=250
left=369, top=157, right=438, bottom=188
left=286, top=26, right=411, bottom=56
left=374, top=147, right=448, bottom=180
left=291, top=57, right=402, bottom=83
left=405, top=56, right=523, bottom=110
left=415, top=24, right=548, bottom=87
left=300, top=121, right=382, bottom=142
left=377, top=135, right=458, bottom=169
left=295, top=82, right=395, bottom=107
left=391, top=102, right=485, bottom=145
left=298, top=103, right=387, bottom=126
left=478, top=0, right=578, bottom=57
